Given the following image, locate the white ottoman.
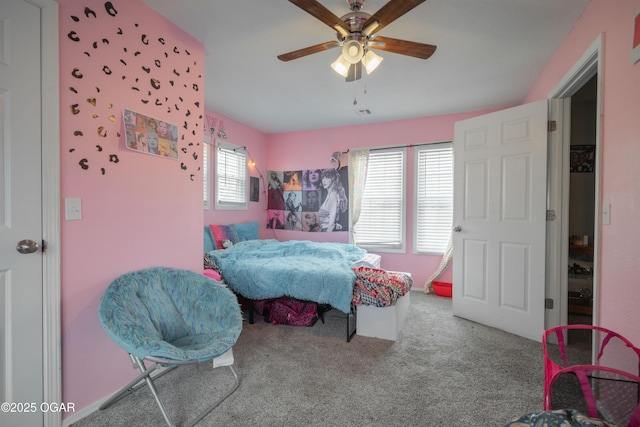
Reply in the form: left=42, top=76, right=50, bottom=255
left=356, top=290, right=411, bottom=341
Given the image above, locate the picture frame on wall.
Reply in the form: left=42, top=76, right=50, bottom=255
left=250, top=176, right=260, bottom=202
left=123, top=109, right=179, bottom=159
left=570, top=145, right=595, bottom=173
left=631, top=7, right=640, bottom=64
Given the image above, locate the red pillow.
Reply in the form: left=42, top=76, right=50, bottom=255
left=203, top=269, right=221, bottom=281
left=209, top=224, right=239, bottom=249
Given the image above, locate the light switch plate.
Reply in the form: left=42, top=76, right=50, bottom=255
left=65, top=198, right=82, bottom=220
left=602, top=203, right=610, bottom=225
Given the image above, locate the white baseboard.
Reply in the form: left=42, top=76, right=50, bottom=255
left=62, top=365, right=171, bottom=426
left=62, top=395, right=107, bottom=427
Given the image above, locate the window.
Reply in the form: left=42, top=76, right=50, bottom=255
left=203, top=135, right=211, bottom=209
left=414, top=142, right=453, bottom=254
left=215, top=140, right=248, bottom=210
left=354, top=147, right=406, bottom=252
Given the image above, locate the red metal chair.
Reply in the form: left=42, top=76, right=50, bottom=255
left=543, top=325, right=640, bottom=427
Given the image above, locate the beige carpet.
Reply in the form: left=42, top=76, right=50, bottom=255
left=73, top=292, right=562, bottom=427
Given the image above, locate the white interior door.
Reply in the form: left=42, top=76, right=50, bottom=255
left=0, top=1, right=44, bottom=425
left=452, top=100, right=548, bottom=342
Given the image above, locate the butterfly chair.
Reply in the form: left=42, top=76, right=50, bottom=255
left=543, top=325, right=640, bottom=427
left=98, top=267, right=243, bottom=427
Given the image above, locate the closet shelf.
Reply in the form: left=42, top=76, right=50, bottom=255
left=569, top=244, right=594, bottom=255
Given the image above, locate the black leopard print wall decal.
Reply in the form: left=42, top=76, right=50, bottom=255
left=64, top=1, right=203, bottom=181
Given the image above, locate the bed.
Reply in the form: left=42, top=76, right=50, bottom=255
left=208, top=239, right=369, bottom=314
left=203, top=222, right=410, bottom=341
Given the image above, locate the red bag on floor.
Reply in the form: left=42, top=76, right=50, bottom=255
left=268, top=297, right=318, bottom=327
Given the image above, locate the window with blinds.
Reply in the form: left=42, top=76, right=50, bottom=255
left=215, top=140, right=248, bottom=210
left=354, top=147, right=406, bottom=252
left=203, top=135, right=211, bottom=209
left=414, top=142, right=453, bottom=254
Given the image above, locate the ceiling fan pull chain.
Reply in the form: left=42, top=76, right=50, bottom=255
left=353, top=79, right=358, bottom=105
left=362, top=62, right=368, bottom=95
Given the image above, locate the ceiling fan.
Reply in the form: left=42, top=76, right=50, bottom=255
left=277, top=0, right=437, bottom=82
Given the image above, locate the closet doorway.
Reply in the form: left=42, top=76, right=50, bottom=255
left=567, top=75, right=597, bottom=334
left=546, top=35, right=602, bottom=353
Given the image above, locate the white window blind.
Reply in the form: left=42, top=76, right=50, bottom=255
left=215, top=140, right=247, bottom=210
left=414, top=143, right=453, bottom=254
left=354, top=147, right=405, bottom=252
left=203, top=135, right=211, bottom=209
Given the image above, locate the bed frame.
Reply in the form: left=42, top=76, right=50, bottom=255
left=245, top=299, right=357, bottom=342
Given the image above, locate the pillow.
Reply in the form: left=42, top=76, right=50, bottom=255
left=203, top=269, right=221, bottom=281
left=209, top=224, right=239, bottom=249
left=231, top=221, right=259, bottom=241
left=204, top=226, right=215, bottom=252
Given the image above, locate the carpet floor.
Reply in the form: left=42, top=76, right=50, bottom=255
left=72, top=291, right=588, bottom=427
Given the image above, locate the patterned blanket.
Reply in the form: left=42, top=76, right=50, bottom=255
left=352, top=266, right=412, bottom=307
left=503, top=409, right=619, bottom=427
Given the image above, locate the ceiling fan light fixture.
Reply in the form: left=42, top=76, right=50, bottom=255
left=341, top=39, right=364, bottom=64
left=331, top=54, right=351, bottom=77
left=278, top=0, right=437, bottom=82
left=363, top=49, right=383, bottom=74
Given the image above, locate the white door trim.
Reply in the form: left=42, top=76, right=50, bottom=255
left=36, top=1, right=61, bottom=426
left=546, top=34, right=603, bottom=330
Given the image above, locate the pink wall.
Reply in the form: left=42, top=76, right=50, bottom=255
left=58, top=0, right=204, bottom=414
left=58, top=0, right=640, bottom=417
left=265, top=111, right=496, bottom=288
left=203, top=110, right=269, bottom=237
left=523, top=0, right=640, bottom=346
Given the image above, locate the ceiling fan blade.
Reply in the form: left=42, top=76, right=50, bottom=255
left=362, top=0, right=426, bottom=34
left=369, top=36, right=436, bottom=59
left=277, top=41, right=340, bottom=61
left=289, top=0, right=351, bottom=34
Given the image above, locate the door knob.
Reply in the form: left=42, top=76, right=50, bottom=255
left=453, top=226, right=462, bottom=232
left=16, top=239, right=39, bottom=254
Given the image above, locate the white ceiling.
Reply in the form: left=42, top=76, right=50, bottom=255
left=142, top=0, right=590, bottom=134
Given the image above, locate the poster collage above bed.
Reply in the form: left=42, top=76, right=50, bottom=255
left=267, top=168, right=349, bottom=232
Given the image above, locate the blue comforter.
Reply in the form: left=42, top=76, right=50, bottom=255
left=207, top=239, right=367, bottom=313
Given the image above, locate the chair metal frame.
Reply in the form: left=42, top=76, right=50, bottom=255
left=99, top=352, right=239, bottom=427
left=543, top=325, right=640, bottom=427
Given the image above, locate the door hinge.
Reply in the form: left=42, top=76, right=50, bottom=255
left=548, top=120, right=557, bottom=132
left=545, top=298, right=554, bottom=309
left=546, top=210, right=556, bottom=221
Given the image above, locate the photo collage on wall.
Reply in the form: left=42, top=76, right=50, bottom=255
left=124, top=109, right=179, bottom=159
left=267, top=168, right=349, bottom=232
